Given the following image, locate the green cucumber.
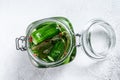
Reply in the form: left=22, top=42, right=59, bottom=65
left=31, top=22, right=60, bottom=45
left=47, top=39, right=65, bottom=61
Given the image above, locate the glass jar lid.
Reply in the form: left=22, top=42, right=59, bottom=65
left=81, top=19, right=116, bottom=59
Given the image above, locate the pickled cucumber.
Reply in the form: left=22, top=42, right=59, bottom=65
left=47, top=39, right=65, bottom=61
left=31, top=22, right=60, bottom=45
left=29, top=21, right=71, bottom=63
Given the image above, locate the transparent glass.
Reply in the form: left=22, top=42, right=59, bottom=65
left=82, top=19, right=116, bottom=59
left=26, top=17, right=76, bottom=68
left=16, top=17, right=116, bottom=68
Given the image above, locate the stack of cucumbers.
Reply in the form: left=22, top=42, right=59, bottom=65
left=29, top=21, right=70, bottom=63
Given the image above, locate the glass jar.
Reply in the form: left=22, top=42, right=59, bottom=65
left=16, top=17, right=116, bottom=68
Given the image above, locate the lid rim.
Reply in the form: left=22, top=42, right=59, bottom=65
left=82, top=19, right=116, bottom=59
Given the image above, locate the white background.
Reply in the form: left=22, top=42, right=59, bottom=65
left=0, top=0, right=120, bottom=80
